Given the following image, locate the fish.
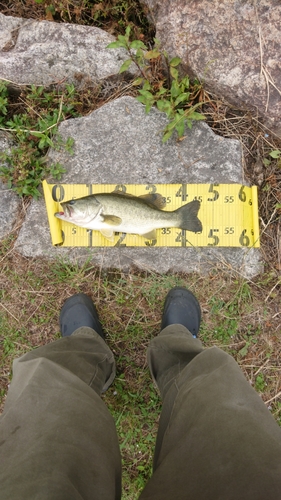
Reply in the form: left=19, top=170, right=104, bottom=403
left=55, top=190, right=202, bottom=240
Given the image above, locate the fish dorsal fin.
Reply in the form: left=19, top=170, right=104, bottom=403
left=102, top=214, right=122, bottom=226
left=112, top=190, right=139, bottom=201
left=112, top=189, right=166, bottom=209
left=112, top=189, right=131, bottom=196
left=138, top=193, right=166, bottom=210
left=112, top=189, right=133, bottom=197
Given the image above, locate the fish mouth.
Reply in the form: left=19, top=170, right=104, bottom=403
left=55, top=203, right=73, bottom=218
left=63, top=204, right=73, bottom=217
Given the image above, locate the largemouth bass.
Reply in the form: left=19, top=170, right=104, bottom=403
left=55, top=191, right=202, bottom=240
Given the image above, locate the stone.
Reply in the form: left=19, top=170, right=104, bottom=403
left=0, top=13, right=134, bottom=86
left=15, top=96, right=263, bottom=278
left=0, top=132, right=21, bottom=240
left=142, top=0, right=281, bottom=137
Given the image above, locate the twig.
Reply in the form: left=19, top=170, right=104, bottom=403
left=254, top=358, right=270, bottom=376
left=24, top=297, right=44, bottom=325
left=265, top=390, right=281, bottom=405
left=0, top=302, right=19, bottom=322
left=265, top=277, right=281, bottom=302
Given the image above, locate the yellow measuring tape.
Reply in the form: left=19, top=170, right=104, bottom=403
left=43, top=181, right=260, bottom=248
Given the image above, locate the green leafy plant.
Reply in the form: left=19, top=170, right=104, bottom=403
left=0, top=82, right=77, bottom=198
left=268, top=150, right=281, bottom=160
left=107, top=26, right=205, bottom=142
left=255, top=373, right=266, bottom=392
left=0, top=81, right=8, bottom=124
left=264, top=149, right=281, bottom=167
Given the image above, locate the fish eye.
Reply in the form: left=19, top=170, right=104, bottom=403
left=69, top=200, right=76, bottom=205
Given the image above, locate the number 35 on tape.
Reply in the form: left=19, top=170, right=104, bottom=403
left=43, top=182, right=260, bottom=248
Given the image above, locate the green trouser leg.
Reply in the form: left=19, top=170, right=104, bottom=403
left=0, top=328, right=122, bottom=500
left=140, top=325, right=281, bottom=500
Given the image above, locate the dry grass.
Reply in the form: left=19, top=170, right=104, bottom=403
left=1, top=239, right=281, bottom=415
left=202, top=91, right=281, bottom=272
left=0, top=0, right=154, bottom=41
left=1, top=227, right=281, bottom=498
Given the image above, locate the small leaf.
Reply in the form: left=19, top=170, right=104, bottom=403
left=106, top=41, right=126, bottom=49
left=30, top=131, right=44, bottom=138
left=135, top=48, right=144, bottom=59
left=157, top=87, right=168, bottom=96
left=138, top=89, right=154, bottom=99
left=144, top=49, right=161, bottom=59
left=162, top=129, right=174, bottom=143
left=181, top=76, right=190, bottom=88
left=175, top=118, right=185, bottom=137
left=136, top=95, right=147, bottom=105
left=38, top=138, right=47, bottom=149
left=143, top=80, right=151, bottom=91
left=238, top=344, right=249, bottom=358
left=165, top=120, right=177, bottom=131
left=119, top=59, right=133, bottom=74
left=171, top=80, right=180, bottom=98
left=117, top=35, right=127, bottom=43
left=156, top=100, right=172, bottom=114
left=145, top=103, right=152, bottom=114
left=130, top=40, right=147, bottom=50
left=269, top=149, right=281, bottom=159
left=170, top=57, right=181, bottom=67
left=174, top=93, right=190, bottom=106
left=170, top=67, right=179, bottom=80
left=132, top=77, right=144, bottom=86
left=187, top=111, right=205, bottom=121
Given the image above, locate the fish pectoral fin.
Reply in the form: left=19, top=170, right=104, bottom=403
left=102, top=215, right=122, bottom=226
left=140, top=229, right=157, bottom=240
left=100, top=228, right=115, bottom=241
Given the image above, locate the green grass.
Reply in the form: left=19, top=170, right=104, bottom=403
left=1, top=239, right=281, bottom=496
left=0, top=82, right=78, bottom=197
left=104, top=375, right=161, bottom=499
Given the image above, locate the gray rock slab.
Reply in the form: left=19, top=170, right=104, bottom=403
left=47, top=97, right=244, bottom=185
left=0, top=13, right=134, bottom=86
left=15, top=96, right=263, bottom=277
left=0, top=132, right=21, bottom=240
left=142, top=0, right=281, bottom=137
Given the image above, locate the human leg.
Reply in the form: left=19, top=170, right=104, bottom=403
left=0, top=294, right=122, bottom=500
left=140, top=288, right=281, bottom=500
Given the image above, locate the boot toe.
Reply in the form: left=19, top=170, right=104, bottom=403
left=161, top=287, right=201, bottom=337
left=60, top=293, right=104, bottom=338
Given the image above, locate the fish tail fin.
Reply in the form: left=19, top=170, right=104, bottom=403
left=175, top=200, right=202, bottom=233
